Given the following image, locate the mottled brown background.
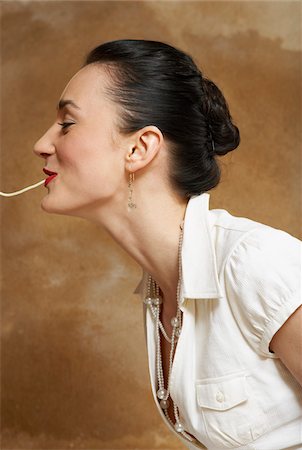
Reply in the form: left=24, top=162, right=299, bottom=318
left=0, top=1, right=301, bottom=449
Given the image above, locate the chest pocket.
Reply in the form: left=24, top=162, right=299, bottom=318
left=196, top=371, right=270, bottom=448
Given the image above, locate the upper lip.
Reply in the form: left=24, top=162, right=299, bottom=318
left=43, top=168, right=58, bottom=176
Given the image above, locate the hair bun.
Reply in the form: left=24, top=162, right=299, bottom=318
left=85, top=39, right=241, bottom=197
left=201, top=78, right=240, bottom=156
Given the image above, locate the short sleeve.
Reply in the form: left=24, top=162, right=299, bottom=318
left=224, top=225, right=302, bottom=358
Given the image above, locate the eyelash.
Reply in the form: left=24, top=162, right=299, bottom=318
left=57, top=122, right=75, bottom=132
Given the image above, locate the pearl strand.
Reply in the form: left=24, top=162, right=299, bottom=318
left=143, top=220, right=193, bottom=442
left=145, top=292, right=173, bottom=343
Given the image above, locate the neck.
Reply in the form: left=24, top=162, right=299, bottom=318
left=83, top=187, right=188, bottom=305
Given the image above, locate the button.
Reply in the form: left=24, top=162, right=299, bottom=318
left=216, top=391, right=224, bottom=403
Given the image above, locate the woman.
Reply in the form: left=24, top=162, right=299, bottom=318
left=33, top=39, right=302, bottom=449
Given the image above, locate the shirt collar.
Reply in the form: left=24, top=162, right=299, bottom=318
left=133, top=192, right=224, bottom=302
left=179, top=192, right=224, bottom=303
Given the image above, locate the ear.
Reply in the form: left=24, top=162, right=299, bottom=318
left=125, top=125, right=163, bottom=172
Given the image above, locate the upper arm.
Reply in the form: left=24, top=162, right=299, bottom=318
left=269, top=304, right=302, bottom=386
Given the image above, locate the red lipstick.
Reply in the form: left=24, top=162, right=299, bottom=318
left=43, top=168, right=58, bottom=187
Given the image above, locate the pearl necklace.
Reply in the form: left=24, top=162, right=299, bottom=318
left=143, top=219, right=193, bottom=442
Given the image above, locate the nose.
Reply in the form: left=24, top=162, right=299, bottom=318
left=33, top=125, right=56, bottom=159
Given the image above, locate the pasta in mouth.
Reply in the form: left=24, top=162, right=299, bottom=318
left=0, top=179, right=45, bottom=197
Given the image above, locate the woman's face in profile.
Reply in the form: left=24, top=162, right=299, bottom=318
left=34, top=64, right=126, bottom=218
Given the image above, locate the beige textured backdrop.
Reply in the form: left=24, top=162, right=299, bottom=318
left=1, top=1, right=301, bottom=449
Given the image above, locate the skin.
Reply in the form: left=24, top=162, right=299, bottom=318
left=269, top=305, right=302, bottom=386
left=33, top=64, right=188, bottom=317
left=34, top=63, right=302, bottom=387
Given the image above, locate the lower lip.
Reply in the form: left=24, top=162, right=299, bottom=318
left=44, top=174, right=58, bottom=187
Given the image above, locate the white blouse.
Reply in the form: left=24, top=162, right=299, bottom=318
left=133, top=193, right=302, bottom=450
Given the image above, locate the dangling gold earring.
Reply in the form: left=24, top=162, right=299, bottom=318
left=128, top=169, right=137, bottom=210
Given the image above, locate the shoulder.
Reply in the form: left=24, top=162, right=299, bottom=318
left=223, top=221, right=301, bottom=286
left=209, top=206, right=301, bottom=262
left=207, top=207, right=299, bottom=271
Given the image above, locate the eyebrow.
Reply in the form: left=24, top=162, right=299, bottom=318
left=56, top=99, right=81, bottom=111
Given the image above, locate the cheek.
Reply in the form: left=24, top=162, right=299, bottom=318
left=81, top=152, right=124, bottom=198
left=57, top=134, right=101, bottom=174
left=56, top=129, right=123, bottom=191
left=59, top=141, right=117, bottom=191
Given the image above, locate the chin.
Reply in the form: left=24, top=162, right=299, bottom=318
left=40, top=194, right=90, bottom=218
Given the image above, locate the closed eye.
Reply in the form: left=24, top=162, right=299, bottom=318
left=57, top=122, right=75, bottom=132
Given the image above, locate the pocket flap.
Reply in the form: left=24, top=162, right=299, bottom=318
left=196, top=374, right=248, bottom=411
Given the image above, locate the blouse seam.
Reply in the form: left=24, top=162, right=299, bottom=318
left=222, top=226, right=264, bottom=272
left=214, top=222, right=260, bottom=232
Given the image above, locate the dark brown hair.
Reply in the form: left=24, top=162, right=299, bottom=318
left=84, top=39, right=240, bottom=198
